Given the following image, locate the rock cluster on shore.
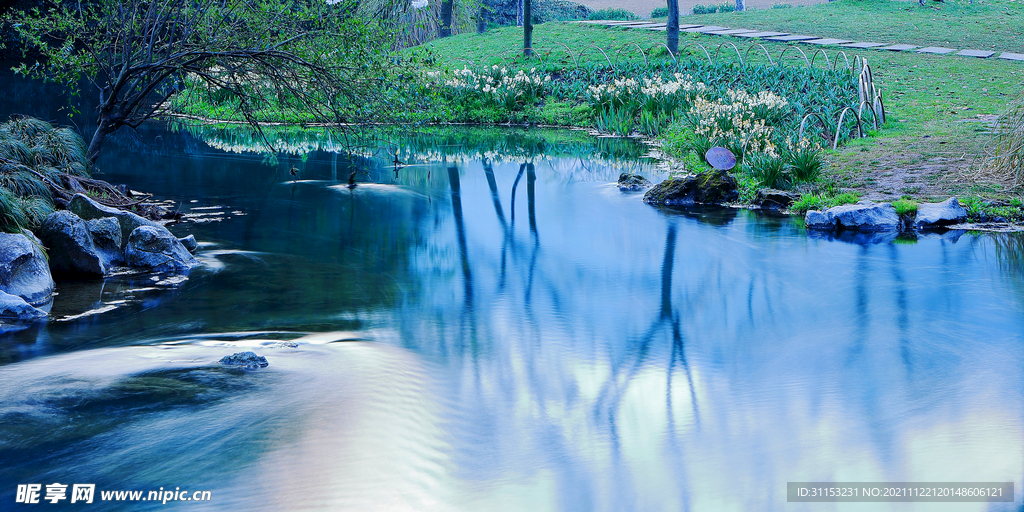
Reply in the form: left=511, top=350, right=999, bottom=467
left=805, top=197, right=968, bottom=243
left=1, top=194, right=199, bottom=326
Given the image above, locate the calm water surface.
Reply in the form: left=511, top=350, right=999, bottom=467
left=1, top=107, right=1024, bottom=510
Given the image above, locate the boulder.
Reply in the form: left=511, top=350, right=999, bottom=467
left=0, top=290, right=47, bottom=321
left=0, top=231, right=55, bottom=307
left=219, top=351, right=269, bottom=369
left=914, top=197, right=967, bottom=229
left=38, top=211, right=106, bottom=276
left=754, top=189, right=798, bottom=210
left=178, top=234, right=199, bottom=254
left=68, top=193, right=161, bottom=249
left=805, top=201, right=902, bottom=232
left=86, top=217, right=123, bottom=266
left=124, top=226, right=199, bottom=272
left=617, top=173, right=652, bottom=191
left=643, top=170, right=739, bottom=206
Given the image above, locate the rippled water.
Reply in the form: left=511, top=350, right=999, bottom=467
left=2, top=110, right=1024, bottom=510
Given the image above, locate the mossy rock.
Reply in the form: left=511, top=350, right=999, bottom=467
left=643, top=170, right=739, bottom=206
left=617, top=173, right=652, bottom=191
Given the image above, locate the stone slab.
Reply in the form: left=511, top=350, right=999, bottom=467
left=706, top=28, right=760, bottom=35
left=877, top=44, right=919, bottom=51
left=766, top=34, right=818, bottom=41
left=684, top=25, right=729, bottom=33
left=678, top=24, right=703, bottom=29
left=644, top=26, right=667, bottom=31
left=840, top=42, right=887, bottom=49
left=916, top=46, right=957, bottom=54
left=957, top=49, right=995, bottom=58
left=999, top=52, right=1024, bottom=61
left=734, top=31, right=789, bottom=38
left=626, top=23, right=668, bottom=29
left=804, top=38, right=852, bottom=45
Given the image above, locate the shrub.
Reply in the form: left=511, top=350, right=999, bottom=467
left=783, top=139, right=824, bottom=182
left=771, top=3, right=792, bottom=8
left=717, top=2, right=736, bottom=12
left=588, top=8, right=638, bottom=20
left=893, top=198, right=918, bottom=215
left=692, top=4, right=717, bottom=14
left=650, top=7, right=669, bottom=18
left=746, top=153, right=790, bottom=189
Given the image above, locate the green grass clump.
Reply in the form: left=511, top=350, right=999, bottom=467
left=791, top=191, right=860, bottom=214
left=588, top=8, right=638, bottom=20
left=893, top=198, right=918, bottom=215
left=650, top=7, right=669, bottom=18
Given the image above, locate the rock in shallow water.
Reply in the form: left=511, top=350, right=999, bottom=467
left=805, top=201, right=902, bottom=232
left=0, top=231, right=55, bottom=307
left=643, top=170, right=739, bottom=206
left=754, top=189, right=798, bottom=210
left=219, top=351, right=269, bottom=369
left=38, top=210, right=107, bottom=276
left=69, top=193, right=162, bottom=250
left=914, top=197, right=967, bottom=229
left=617, top=173, right=652, bottom=191
left=125, top=226, right=199, bottom=272
left=0, top=290, right=47, bottom=321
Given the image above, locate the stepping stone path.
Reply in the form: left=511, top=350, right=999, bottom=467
left=573, top=20, right=1023, bottom=64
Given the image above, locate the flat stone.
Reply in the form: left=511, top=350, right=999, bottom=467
left=678, top=24, right=702, bottom=29
left=841, top=42, right=888, bottom=49
left=734, top=31, right=789, bottom=38
left=644, top=26, right=667, bottom=31
left=707, top=28, right=760, bottom=35
left=957, top=49, right=995, bottom=58
left=624, top=23, right=666, bottom=29
left=877, top=44, right=918, bottom=51
left=803, top=38, right=852, bottom=45
left=684, top=25, right=729, bottom=33
left=999, top=52, right=1024, bottom=61
left=766, top=34, right=819, bottom=41
left=916, top=46, right=957, bottom=54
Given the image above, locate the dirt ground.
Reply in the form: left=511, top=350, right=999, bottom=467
left=575, top=0, right=831, bottom=18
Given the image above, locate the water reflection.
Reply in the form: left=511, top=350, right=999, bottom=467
left=0, top=123, right=1023, bottom=511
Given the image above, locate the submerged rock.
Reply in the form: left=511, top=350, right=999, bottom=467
left=914, top=197, right=968, bottom=229
left=643, top=170, right=739, bottom=206
left=0, top=231, right=55, bottom=307
left=219, top=351, right=269, bottom=369
left=617, top=173, right=652, bottom=191
left=805, top=201, right=902, bottom=232
left=0, top=290, right=47, bottom=322
left=125, top=226, right=199, bottom=273
left=754, top=189, right=798, bottom=210
left=38, top=211, right=107, bottom=276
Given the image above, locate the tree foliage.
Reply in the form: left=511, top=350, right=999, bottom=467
left=9, top=0, right=395, bottom=162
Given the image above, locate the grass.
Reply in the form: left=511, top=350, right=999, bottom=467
left=671, top=0, right=1024, bottom=53
left=791, top=191, right=861, bottom=214
left=892, top=197, right=918, bottom=215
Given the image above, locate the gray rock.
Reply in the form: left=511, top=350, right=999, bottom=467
left=124, top=226, right=199, bottom=272
left=0, top=231, right=55, bottom=307
left=805, top=201, right=902, bottom=232
left=38, top=211, right=106, bottom=276
left=219, top=351, right=269, bottom=369
left=643, top=170, right=739, bottom=206
left=914, top=197, right=968, bottom=229
left=755, top=189, right=798, bottom=210
left=617, top=173, right=652, bottom=191
left=178, top=234, right=199, bottom=254
left=86, top=217, right=123, bottom=266
left=0, top=290, right=46, bottom=321
left=68, top=193, right=161, bottom=249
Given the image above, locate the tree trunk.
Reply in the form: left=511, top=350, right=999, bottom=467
left=477, top=5, right=487, bottom=33
left=440, top=0, right=454, bottom=37
left=667, top=0, right=679, bottom=54
left=523, top=0, right=533, bottom=57
left=735, top=0, right=745, bottom=11
left=86, top=117, right=113, bottom=165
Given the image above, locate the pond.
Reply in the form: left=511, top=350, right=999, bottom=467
left=2, top=85, right=1024, bottom=511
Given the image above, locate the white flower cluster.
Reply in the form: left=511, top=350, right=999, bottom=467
left=587, top=74, right=705, bottom=108
left=424, top=66, right=551, bottom=102
left=689, top=88, right=789, bottom=158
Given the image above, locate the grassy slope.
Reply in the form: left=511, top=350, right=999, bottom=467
left=678, top=0, right=1024, bottom=53
left=419, top=15, right=1024, bottom=202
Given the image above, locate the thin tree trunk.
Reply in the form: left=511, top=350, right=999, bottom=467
left=477, top=6, right=487, bottom=33
left=735, top=0, right=744, bottom=11
left=440, top=0, right=453, bottom=37
left=667, top=0, right=679, bottom=54
left=523, top=0, right=533, bottom=57
left=86, top=117, right=113, bottom=165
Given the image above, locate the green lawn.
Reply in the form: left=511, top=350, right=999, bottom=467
left=672, top=0, right=1024, bottom=53
left=418, top=21, right=1024, bottom=203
